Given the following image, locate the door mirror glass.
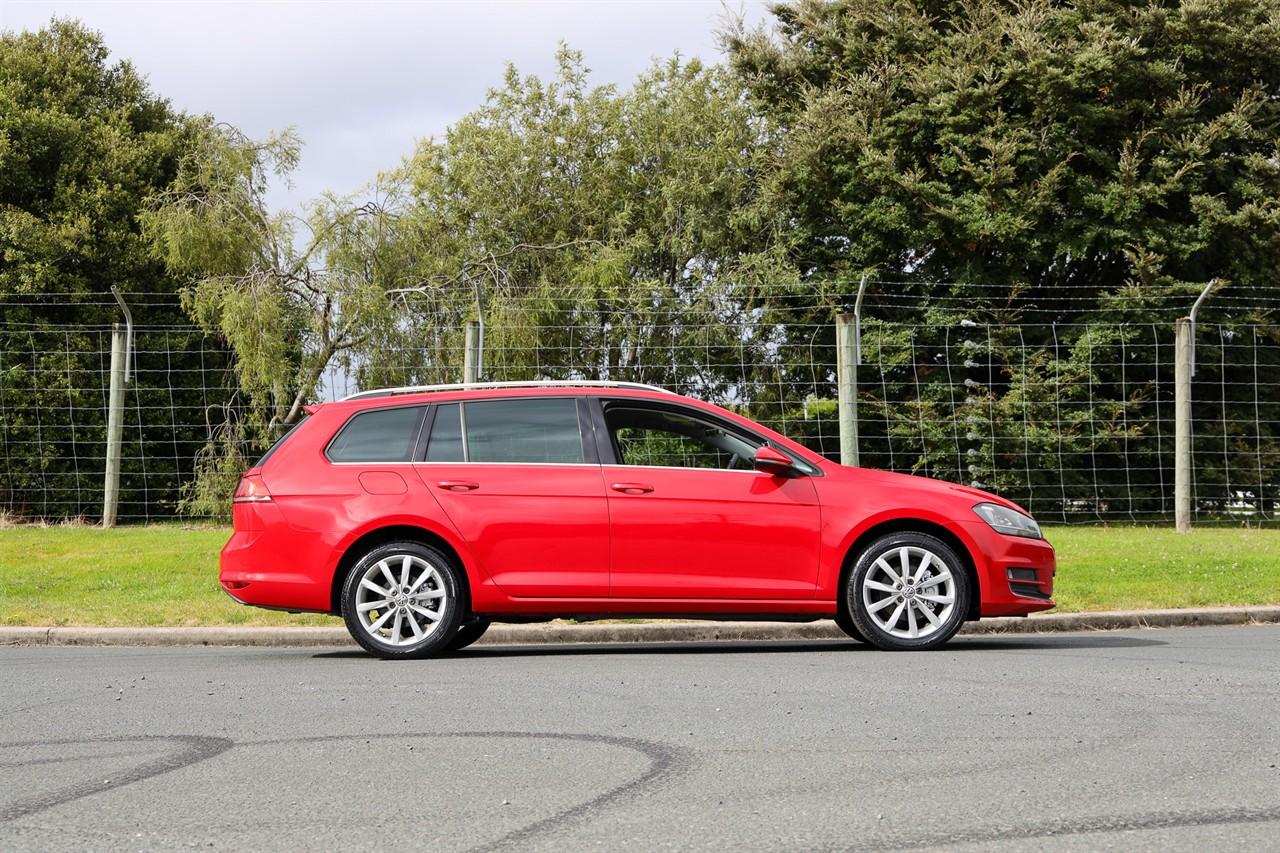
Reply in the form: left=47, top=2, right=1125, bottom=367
left=752, top=445, right=796, bottom=476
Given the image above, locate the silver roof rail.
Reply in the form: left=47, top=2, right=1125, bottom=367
left=339, top=379, right=670, bottom=402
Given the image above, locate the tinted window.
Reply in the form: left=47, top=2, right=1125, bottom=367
left=256, top=415, right=308, bottom=467
left=464, top=398, right=583, bottom=463
left=326, top=406, right=423, bottom=463
left=425, top=403, right=464, bottom=462
left=606, top=407, right=758, bottom=470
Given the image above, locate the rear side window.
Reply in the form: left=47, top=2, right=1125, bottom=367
left=466, top=398, right=583, bottom=463
left=425, top=403, right=464, bottom=462
left=422, top=398, right=584, bottom=463
left=256, top=415, right=308, bottom=467
left=326, top=406, right=424, bottom=463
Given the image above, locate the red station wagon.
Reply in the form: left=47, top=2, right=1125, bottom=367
left=220, top=382, right=1055, bottom=658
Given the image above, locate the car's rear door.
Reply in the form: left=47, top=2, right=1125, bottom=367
left=594, top=399, right=822, bottom=599
left=413, top=396, right=610, bottom=597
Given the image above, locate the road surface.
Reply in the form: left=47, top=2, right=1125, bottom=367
left=2, top=625, right=1278, bottom=851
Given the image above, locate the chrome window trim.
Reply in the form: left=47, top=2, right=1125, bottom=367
left=600, top=463, right=763, bottom=475
left=329, top=461, right=604, bottom=468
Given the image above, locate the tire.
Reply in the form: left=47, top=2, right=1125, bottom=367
left=341, top=541, right=465, bottom=660
left=446, top=619, right=491, bottom=652
left=833, top=607, right=868, bottom=643
left=846, top=531, right=970, bottom=651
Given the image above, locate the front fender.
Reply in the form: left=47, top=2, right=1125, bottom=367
left=818, top=507, right=988, bottom=600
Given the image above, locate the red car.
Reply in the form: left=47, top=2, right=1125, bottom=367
left=221, top=382, right=1055, bottom=658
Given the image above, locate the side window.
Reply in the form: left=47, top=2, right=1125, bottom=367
left=465, top=398, right=584, bottom=463
left=425, top=403, right=464, bottom=462
left=256, top=414, right=308, bottom=467
left=326, top=406, right=424, bottom=463
left=605, top=406, right=759, bottom=471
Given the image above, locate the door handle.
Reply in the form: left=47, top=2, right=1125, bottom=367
left=437, top=480, right=479, bottom=492
left=610, top=482, right=654, bottom=495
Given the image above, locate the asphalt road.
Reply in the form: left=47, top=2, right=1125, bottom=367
left=1, top=625, right=1278, bottom=852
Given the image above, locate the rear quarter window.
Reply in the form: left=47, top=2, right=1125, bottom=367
left=256, top=415, right=308, bottom=467
left=326, top=406, right=425, bottom=463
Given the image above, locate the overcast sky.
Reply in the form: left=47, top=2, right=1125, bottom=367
left=3, top=0, right=773, bottom=211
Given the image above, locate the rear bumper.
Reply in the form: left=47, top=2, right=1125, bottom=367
left=960, top=521, right=1056, bottom=617
left=219, top=524, right=332, bottom=613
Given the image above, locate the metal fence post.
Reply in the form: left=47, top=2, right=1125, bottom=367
left=836, top=313, right=858, bottom=467
left=1174, top=317, right=1192, bottom=532
left=102, top=323, right=125, bottom=528
left=463, top=321, right=480, bottom=384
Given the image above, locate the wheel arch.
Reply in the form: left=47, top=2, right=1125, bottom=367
left=839, top=518, right=982, bottom=621
left=329, top=523, right=472, bottom=615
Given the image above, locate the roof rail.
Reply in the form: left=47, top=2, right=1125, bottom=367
left=339, top=379, right=670, bottom=402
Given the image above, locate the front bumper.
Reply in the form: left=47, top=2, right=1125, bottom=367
left=960, top=520, right=1057, bottom=617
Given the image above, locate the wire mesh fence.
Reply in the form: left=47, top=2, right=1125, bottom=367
left=0, top=324, right=233, bottom=522
left=1, top=292, right=1276, bottom=525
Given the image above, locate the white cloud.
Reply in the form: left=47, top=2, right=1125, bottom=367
left=4, top=0, right=773, bottom=210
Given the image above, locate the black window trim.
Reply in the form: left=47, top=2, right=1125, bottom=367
left=591, top=397, right=822, bottom=477
left=414, top=395, right=597, bottom=465
left=323, top=403, right=429, bottom=465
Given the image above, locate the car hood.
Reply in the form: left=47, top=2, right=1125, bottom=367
left=835, top=466, right=1032, bottom=516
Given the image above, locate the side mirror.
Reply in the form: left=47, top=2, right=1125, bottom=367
left=752, top=445, right=796, bottom=476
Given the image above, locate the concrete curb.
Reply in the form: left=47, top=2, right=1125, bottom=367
left=1, top=606, right=1278, bottom=648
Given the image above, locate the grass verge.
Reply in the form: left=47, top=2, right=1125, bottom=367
left=1, top=524, right=1278, bottom=627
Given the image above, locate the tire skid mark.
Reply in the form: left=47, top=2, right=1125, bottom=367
left=0, top=731, right=689, bottom=851
left=0, top=735, right=234, bottom=823
left=241, top=731, right=688, bottom=853
left=824, top=804, right=1280, bottom=852
left=0, top=747, right=164, bottom=770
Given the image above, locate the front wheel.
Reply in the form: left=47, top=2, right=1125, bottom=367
left=341, top=541, right=465, bottom=660
left=832, top=607, right=867, bottom=643
left=846, top=532, right=970, bottom=651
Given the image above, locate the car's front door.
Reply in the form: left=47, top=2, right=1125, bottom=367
left=596, top=400, right=822, bottom=599
left=413, top=396, right=610, bottom=597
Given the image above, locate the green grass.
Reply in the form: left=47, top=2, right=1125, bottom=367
left=0, top=524, right=1278, bottom=626
left=0, top=525, right=330, bottom=627
left=1045, top=526, right=1280, bottom=612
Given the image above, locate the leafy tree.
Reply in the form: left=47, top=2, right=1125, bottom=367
left=143, top=124, right=406, bottom=433
left=383, top=48, right=797, bottom=399
left=0, top=19, right=223, bottom=520
left=728, top=0, right=1280, bottom=515
left=728, top=0, right=1280, bottom=311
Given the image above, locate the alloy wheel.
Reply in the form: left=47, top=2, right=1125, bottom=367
left=354, top=553, right=450, bottom=647
left=860, top=545, right=957, bottom=640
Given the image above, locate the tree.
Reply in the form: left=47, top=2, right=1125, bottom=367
left=727, top=0, right=1280, bottom=516
left=0, top=19, right=220, bottom=520
left=383, top=48, right=798, bottom=400
left=728, top=0, right=1280, bottom=312
left=143, top=124, right=406, bottom=434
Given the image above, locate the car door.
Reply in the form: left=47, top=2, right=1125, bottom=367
left=413, top=396, right=610, bottom=597
left=596, top=399, right=822, bottom=599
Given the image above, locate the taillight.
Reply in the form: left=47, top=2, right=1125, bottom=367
left=233, top=473, right=273, bottom=503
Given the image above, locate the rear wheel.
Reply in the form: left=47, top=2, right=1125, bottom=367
left=846, top=532, right=970, bottom=651
left=446, top=619, right=491, bottom=652
left=341, top=541, right=464, bottom=660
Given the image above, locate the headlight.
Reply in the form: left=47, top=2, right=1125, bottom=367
left=972, top=502, right=1042, bottom=539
